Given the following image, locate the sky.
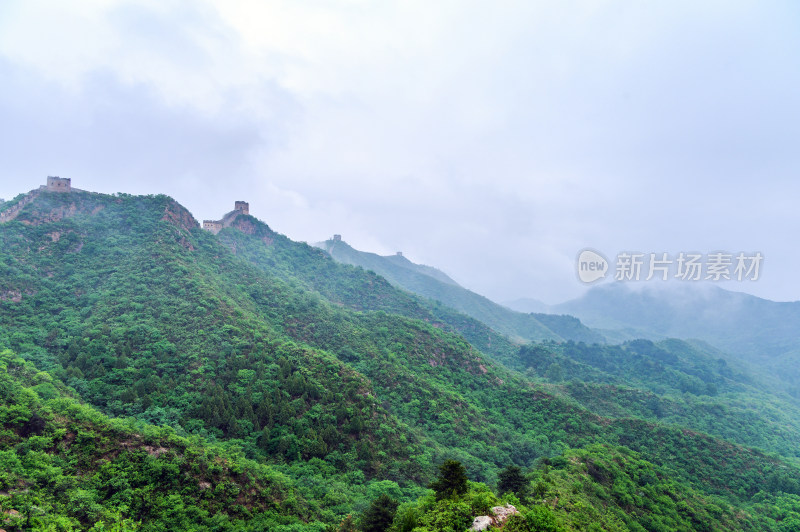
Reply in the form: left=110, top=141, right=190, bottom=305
left=1, top=1, right=799, bottom=304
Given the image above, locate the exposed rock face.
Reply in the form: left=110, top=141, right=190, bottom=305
left=162, top=200, right=199, bottom=232
left=470, top=515, right=493, bottom=531
left=231, top=217, right=257, bottom=235
left=229, top=215, right=275, bottom=246
left=469, top=504, right=519, bottom=531
left=0, top=290, right=23, bottom=303
left=492, top=504, right=519, bottom=522
left=0, top=190, right=40, bottom=223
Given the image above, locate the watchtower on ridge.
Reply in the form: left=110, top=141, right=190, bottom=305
left=46, top=176, right=71, bottom=192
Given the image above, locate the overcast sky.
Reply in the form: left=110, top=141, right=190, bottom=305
left=2, top=1, right=799, bottom=304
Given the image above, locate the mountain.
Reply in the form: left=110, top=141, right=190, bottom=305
left=319, top=240, right=462, bottom=287
left=318, top=238, right=604, bottom=345
left=553, top=283, right=800, bottom=397
left=503, top=297, right=551, bottom=314
left=1, top=185, right=800, bottom=530
left=0, top=349, right=326, bottom=530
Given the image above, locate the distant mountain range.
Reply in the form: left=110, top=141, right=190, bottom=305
left=504, top=297, right=551, bottom=314
left=317, top=238, right=604, bottom=345
left=512, top=283, right=800, bottom=394
left=322, top=239, right=800, bottom=397
left=552, top=283, right=799, bottom=354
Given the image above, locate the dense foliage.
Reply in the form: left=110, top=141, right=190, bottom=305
left=553, top=283, right=800, bottom=399
left=1, top=188, right=799, bottom=530
left=0, top=349, right=327, bottom=531
left=320, top=238, right=603, bottom=345
left=519, top=339, right=800, bottom=459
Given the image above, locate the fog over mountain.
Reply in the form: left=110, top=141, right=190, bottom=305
left=2, top=1, right=800, bottom=304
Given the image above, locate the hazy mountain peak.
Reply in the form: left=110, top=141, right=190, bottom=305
left=503, top=297, right=552, bottom=314
left=318, top=237, right=462, bottom=287
left=555, top=281, right=800, bottom=370
left=319, top=237, right=605, bottom=344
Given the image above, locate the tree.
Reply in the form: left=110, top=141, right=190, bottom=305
left=429, top=459, right=468, bottom=500
left=337, top=514, right=358, bottom=532
left=498, top=465, right=528, bottom=496
left=361, top=494, right=399, bottom=532
left=545, top=362, right=564, bottom=382
left=522, top=505, right=562, bottom=532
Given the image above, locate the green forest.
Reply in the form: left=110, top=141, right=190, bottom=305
left=1, top=189, right=800, bottom=531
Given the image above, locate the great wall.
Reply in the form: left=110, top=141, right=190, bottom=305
left=1, top=178, right=254, bottom=234
left=0, top=176, right=73, bottom=223
left=202, top=201, right=250, bottom=235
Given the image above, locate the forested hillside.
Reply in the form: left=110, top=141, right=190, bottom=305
left=1, top=188, right=799, bottom=531
left=318, top=239, right=603, bottom=345
left=551, top=283, right=800, bottom=398
left=0, top=349, right=329, bottom=530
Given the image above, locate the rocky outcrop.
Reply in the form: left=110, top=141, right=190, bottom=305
left=228, top=213, right=275, bottom=246
left=0, top=290, right=23, bottom=303
left=162, top=200, right=200, bottom=232
left=0, top=190, right=40, bottom=223
left=469, top=504, right=519, bottom=531
left=471, top=515, right=493, bottom=531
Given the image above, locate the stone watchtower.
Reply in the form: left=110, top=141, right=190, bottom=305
left=203, top=201, right=250, bottom=235
left=333, top=234, right=342, bottom=242
left=202, top=220, right=223, bottom=234
left=46, top=176, right=71, bottom=192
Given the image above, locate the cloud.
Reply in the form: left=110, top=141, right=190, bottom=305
left=1, top=1, right=800, bottom=304
left=0, top=57, right=298, bottom=219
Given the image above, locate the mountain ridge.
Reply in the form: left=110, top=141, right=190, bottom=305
left=318, top=237, right=605, bottom=345
left=542, top=282, right=800, bottom=399
left=2, top=184, right=800, bottom=530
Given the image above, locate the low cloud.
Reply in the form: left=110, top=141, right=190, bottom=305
left=2, top=1, right=799, bottom=304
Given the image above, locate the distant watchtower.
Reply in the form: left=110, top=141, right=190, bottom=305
left=333, top=234, right=342, bottom=242
left=202, top=220, right=223, bottom=234
left=46, top=176, right=71, bottom=192
left=396, top=251, right=403, bottom=257
left=203, top=201, right=250, bottom=235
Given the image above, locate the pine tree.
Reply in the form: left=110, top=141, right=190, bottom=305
left=497, top=464, right=528, bottom=495
left=361, top=494, right=398, bottom=532
left=337, top=514, right=358, bottom=532
left=429, top=459, right=468, bottom=500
